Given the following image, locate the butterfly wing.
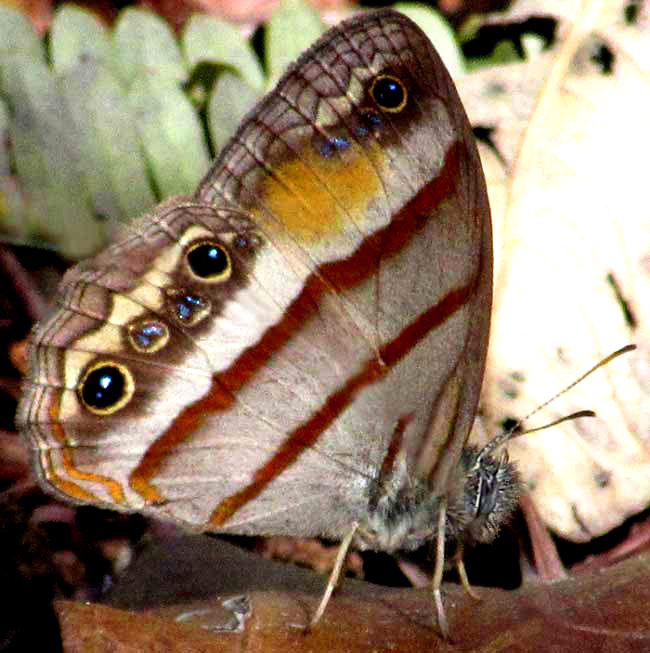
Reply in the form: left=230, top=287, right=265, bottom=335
left=17, top=11, right=491, bottom=541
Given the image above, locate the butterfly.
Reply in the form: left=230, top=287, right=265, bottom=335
left=17, top=9, right=523, bottom=637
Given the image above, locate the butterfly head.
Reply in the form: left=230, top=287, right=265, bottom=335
left=447, top=445, right=522, bottom=546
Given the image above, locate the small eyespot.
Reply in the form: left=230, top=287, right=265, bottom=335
left=78, top=361, right=134, bottom=415
left=313, top=134, right=351, bottom=158
left=233, top=235, right=251, bottom=250
left=232, top=232, right=261, bottom=255
left=356, top=110, right=384, bottom=137
left=186, top=241, right=231, bottom=282
left=170, top=291, right=210, bottom=326
left=128, top=320, right=169, bottom=353
left=370, top=75, right=408, bottom=113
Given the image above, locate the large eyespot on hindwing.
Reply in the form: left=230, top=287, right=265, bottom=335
left=369, top=74, right=408, bottom=113
left=185, top=240, right=232, bottom=282
left=78, top=361, right=134, bottom=415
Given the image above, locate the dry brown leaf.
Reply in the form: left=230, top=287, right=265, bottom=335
left=458, top=0, right=650, bottom=542
left=59, top=536, right=650, bottom=651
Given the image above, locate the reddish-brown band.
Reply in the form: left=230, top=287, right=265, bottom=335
left=126, top=140, right=469, bottom=518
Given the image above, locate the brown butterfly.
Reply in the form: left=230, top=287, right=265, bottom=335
left=17, top=9, right=522, bottom=637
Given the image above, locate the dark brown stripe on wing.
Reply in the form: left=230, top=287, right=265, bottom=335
left=375, top=413, right=413, bottom=505
left=128, top=140, right=465, bottom=504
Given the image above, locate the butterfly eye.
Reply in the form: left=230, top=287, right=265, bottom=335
left=79, top=362, right=134, bottom=415
left=370, top=75, right=408, bottom=113
left=186, top=241, right=231, bottom=281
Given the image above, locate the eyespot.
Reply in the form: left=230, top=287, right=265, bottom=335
left=233, top=234, right=251, bottom=250
left=231, top=232, right=261, bottom=257
left=78, top=361, right=134, bottom=415
left=128, top=320, right=169, bottom=354
left=356, top=110, right=384, bottom=137
left=186, top=241, right=231, bottom=282
left=169, top=291, right=210, bottom=326
left=369, top=75, right=408, bottom=113
left=313, top=134, right=351, bottom=158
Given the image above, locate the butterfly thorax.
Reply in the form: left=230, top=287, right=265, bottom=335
left=359, top=458, right=438, bottom=552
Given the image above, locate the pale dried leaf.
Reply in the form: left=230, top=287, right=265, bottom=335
left=459, top=0, right=650, bottom=542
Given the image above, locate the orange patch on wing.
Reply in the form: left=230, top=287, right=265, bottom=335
left=132, top=141, right=465, bottom=518
left=258, top=141, right=383, bottom=243
left=209, top=143, right=469, bottom=526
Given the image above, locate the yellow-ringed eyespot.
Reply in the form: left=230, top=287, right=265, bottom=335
left=128, top=320, right=170, bottom=354
left=369, top=75, right=408, bottom=113
left=186, top=241, right=231, bottom=282
left=78, top=361, right=134, bottom=415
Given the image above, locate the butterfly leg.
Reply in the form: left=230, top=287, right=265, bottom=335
left=432, top=496, right=449, bottom=639
left=454, top=543, right=481, bottom=601
left=309, top=521, right=359, bottom=627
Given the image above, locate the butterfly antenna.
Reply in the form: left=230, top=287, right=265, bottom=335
left=478, top=344, right=636, bottom=459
